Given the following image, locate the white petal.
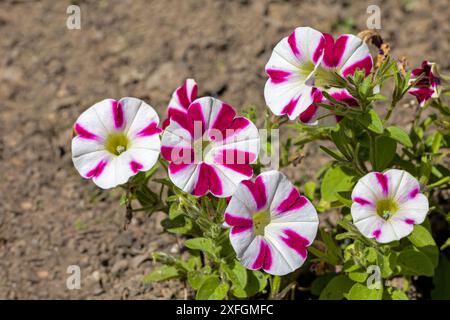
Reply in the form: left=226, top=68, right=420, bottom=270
left=395, top=193, right=429, bottom=225
left=72, top=150, right=110, bottom=179
left=384, top=169, right=421, bottom=204
left=351, top=171, right=386, bottom=203
left=121, top=97, right=160, bottom=137
left=264, top=226, right=311, bottom=275
left=74, top=101, right=110, bottom=139
left=168, top=163, right=199, bottom=193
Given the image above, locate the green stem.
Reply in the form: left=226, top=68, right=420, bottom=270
left=369, top=133, right=377, bottom=171
left=269, top=275, right=282, bottom=299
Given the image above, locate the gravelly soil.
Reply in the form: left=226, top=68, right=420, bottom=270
left=0, top=0, right=449, bottom=299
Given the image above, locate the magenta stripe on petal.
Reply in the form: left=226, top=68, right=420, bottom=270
left=187, top=102, right=206, bottom=135
left=312, top=36, right=325, bottom=64
left=224, top=213, right=253, bottom=227
left=266, top=69, right=291, bottom=84
left=231, top=226, right=253, bottom=235
left=281, top=96, right=300, bottom=117
left=161, top=146, right=194, bottom=163
left=279, top=229, right=309, bottom=259
left=219, top=117, right=250, bottom=142
left=408, top=187, right=420, bottom=199
left=111, top=100, right=124, bottom=129
left=211, top=103, right=236, bottom=133
left=168, top=163, right=192, bottom=174
left=74, top=123, right=100, bottom=140
left=287, top=31, right=300, bottom=57
left=86, top=160, right=107, bottom=178
left=192, top=163, right=223, bottom=196
left=276, top=188, right=307, bottom=214
left=214, top=149, right=256, bottom=165
left=322, top=34, right=348, bottom=68
left=373, top=229, right=381, bottom=239
left=251, top=239, right=268, bottom=269
left=375, top=172, right=389, bottom=196
left=404, top=218, right=415, bottom=225
left=341, top=55, right=373, bottom=77
left=130, top=160, right=143, bottom=173
left=136, top=122, right=162, bottom=137
left=242, top=176, right=267, bottom=210
left=176, top=80, right=192, bottom=109
left=220, top=163, right=253, bottom=177
left=299, top=104, right=318, bottom=123
left=353, top=197, right=372, bottom=206
left=171, top=114, right=194, bottom=138
left=263, top=243, right=272, bottom=270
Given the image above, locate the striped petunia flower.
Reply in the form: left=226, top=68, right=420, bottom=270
left=162, top=78, right=198, bottom=129
left=161, top=96, right=259, bottom=197
left=72, top=98, right=162, bottom=189
left=264, top=27, right=373, bottom=120
left=408, top=60, right=441, bottom=106
left=224, top=171, right=319, bottom=275
left=351, top=169, right=429, bottom=244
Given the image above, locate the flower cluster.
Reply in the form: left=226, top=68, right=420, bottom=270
left=264, top=27, right=372, bottom=123
left=71, top=25, right=438, bottom=285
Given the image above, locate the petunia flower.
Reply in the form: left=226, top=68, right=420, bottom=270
left=161, top=96, right=259, bottom=197
left=408, top=60, right=442, bottom=106
left=224, top=170, right=319, bottom=275
left=351, top=169, right=429, bottom=244
left=72, top=98, right=162, bottom=189
left=264, top=27, right=373, bottom=120
left=162, top=79, right=198, bottom=129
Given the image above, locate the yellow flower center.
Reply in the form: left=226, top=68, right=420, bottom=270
left=105, top=133, right=130, bottom=156
left=252, top=210, right=271, bottom=236
left=376, top=198, right=399, bottom=220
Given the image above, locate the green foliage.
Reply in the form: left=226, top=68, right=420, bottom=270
left=114, top=40, right=450, bottom=301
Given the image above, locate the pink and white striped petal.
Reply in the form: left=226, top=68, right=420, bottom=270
left=339, top=43, right=373, bottom=78
left=164, top=79, right=198, bottom=128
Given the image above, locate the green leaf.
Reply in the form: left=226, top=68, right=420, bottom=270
left=169, top=202, right=184, bottom=219
left=320, top=166, right=355, bottom=203
left=348, top=272, right=368, bottom=283
left=304, top=181, right=316, bottom=201
left=161, top=215, right=195, bottom=235
left=391, top=290, right=409, bottom=300
left=385, top=126, right=413, bottom=148
left=358, top=109, right=384, bottom=134
left=440, top=237, right=450, bottom=250
left=319, top=275, right=354, bottom=300
left=222, top=260, right=247, bottom=290
left=408, top=224, right=439, bottom=267
left=143, top=266, right=179, bottom=284
left=374, top=136, right=396, bottom=171
left=187, top=271, right=209, bottom=290
left=346, top=283, right=383, bottom=300
left=311, top=274, right=336, bottom=296
left=185, top=238, right=219, bottom=257
left=397, top=248, right=434, bottom=277
left=196, top=276, right=229, bottom=300
left=431, top=254, right=450, bottom=299
left=232, top=270, right=268, bottom=298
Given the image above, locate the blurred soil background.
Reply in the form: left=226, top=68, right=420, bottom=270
left=0, top=0, right=449, bottom=299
